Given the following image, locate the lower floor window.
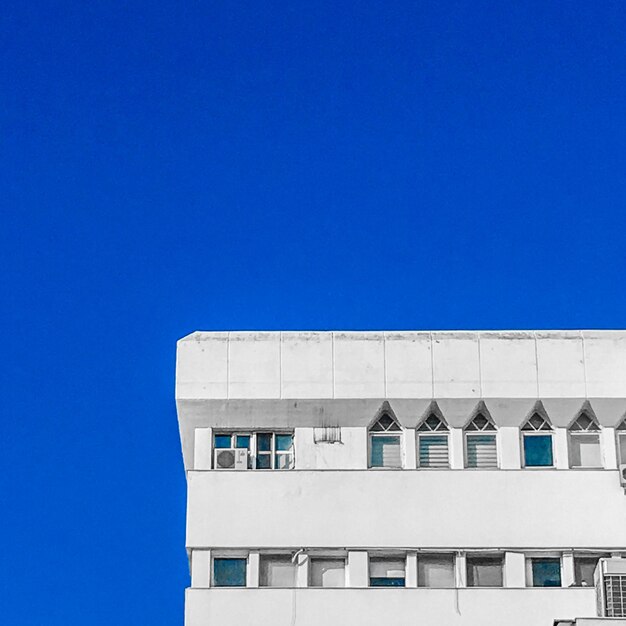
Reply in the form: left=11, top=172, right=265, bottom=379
left=369, top=557, right=406, bottom=587
left=574, top=555, right=609, bottom=587
left=466, top=555, right=503, bottom=587
left=309, top=558, right=346, bottom=587
left=260, top=555, right=296, bottom=587
left=417, top=553, right=455, bottom=588
left=213, top=558, right=247, bottom=587
left=528, top=558, right=561, bottom=587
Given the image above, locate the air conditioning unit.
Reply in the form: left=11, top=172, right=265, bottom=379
left=619, top=463, right=626, bottom=488
left=595, top=558, right=626, bottom=618
left=214, top=448, right=248, bottom=470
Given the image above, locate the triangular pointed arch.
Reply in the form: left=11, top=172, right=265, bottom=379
left=416, top=402, right=449, bottom=432
left=368, top=402, right=402, bottom=432
left=521, top=401, right=553, bottom=431
left=464, top=403, right=496, bottom=432
left=568, top=411, right=600, bottom=432
left=616, top=417, right=626, bottom=432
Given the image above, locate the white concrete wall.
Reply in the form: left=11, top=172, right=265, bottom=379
left=176, top=331, right=626, bottom=401
left=186, top=470, right=626, bottom=549
left=294, top=427, right=367, bottom=470
left=185, top=588, right=596, bottom=626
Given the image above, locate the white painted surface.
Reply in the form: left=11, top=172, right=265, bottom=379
left=186, top=470, right=626, bottom=549
left=293, top=428, right=367, bottom=470
left=228, top=332, right=281, bottom=398
left=176, top=331, right=626, bottom=401
left=185, top=588, right=596, bottom=626
left=333, top=333, right=385, bottom=398
left=281, top=333, right=333, bottom=399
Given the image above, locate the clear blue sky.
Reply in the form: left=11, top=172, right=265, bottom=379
left=2, top=1, right=625, bottom=623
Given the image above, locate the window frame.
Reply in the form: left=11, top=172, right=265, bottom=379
left=368, top=413, right=404, bottom=469
left=465, top=553, right=504, bottom=588
left=211, top=553, right=249, bottom=587
left=521, top=414, right=555, bottom=469
left=416, top=552, right=456, bottom=588
left=368, top=554, right=407, bottom=587
left=463, top=414, right=498, bottom=469
left=526, top=555, right=563, bottom=588
left=416, top=414, right=450, bottom=469
left=568, top=414, right=602, bottom=469
left=308, top=556, right=347, bottom=588
left=259, top=553, right=297, bottom=588
left=212, top=431, right=294, bottom=470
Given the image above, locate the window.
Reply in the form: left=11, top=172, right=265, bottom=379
left=369, top=556, right=406, bottom=587
left=417, top=553, right=455, bottom=588
left=369, top=413, right=402, bottom=468
left=213, top=558, right=247, bottom=587
left=309, top=558, right=345, bottom=587
left=574, top=554, right=609, bottom=587
left=466, top=555, right=503, bottom=587
left=522, top=414, right=554, bottom=467
left=569, top=413, right=602, bottom=468
left=617, top=420, right=626, bottom=465
left=417, top=414, right=449, bottom=468
left=259, top=555, right=296, bottom=587
left=528, top=557, right=561, bottom=587
left=213, top=432, right=294, bottom=470
left=464, top=414, right=498, bottom=468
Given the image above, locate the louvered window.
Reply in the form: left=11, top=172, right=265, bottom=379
left=568, top=413, right=601, bottom=468
left=464, top=414, right=498, bottom=468
left=522, top=414, right=554, bottom=467
left=417, top=414, right=449, bottom=468
left=369, top=412, right=402, bottom=468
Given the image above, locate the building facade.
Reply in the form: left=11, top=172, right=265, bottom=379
left=175, top=331, right=626, bottom=626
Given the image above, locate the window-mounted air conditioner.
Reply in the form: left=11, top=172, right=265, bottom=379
left=619, top=463, right=626, bottom=488
left=214, top=448, right=248, bottom=470
left=595, top=557, right=626, bottom=618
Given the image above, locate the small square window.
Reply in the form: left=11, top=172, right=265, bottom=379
left=259, top=555, right=296, bottom=587
left=529, top=558, right=561, bottom=587
left=213, top=558, right=247, bottom=587
left=369, top=557, right=406, bottom=587
left=310, top=558, right=345, bottom=587
left=417, top=554, right=455, bottom=588
left=574, top=555, right=608, bottom=587
left=569, top=434, right=601, bottom=468
left=466, top=555, right=503, bottom=587
left=370, top=436, right=402, bottom=468
left=523, top=434, right=554, bottom=467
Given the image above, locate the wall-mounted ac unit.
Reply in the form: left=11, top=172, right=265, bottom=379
left=619, top=464, right=626, bottom=488
left=214, top=448, right=248, bottom=470
left=595, top=558, right=626, bottom=618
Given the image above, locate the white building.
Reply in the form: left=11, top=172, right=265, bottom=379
left=175, top=331, right=626, bottom=626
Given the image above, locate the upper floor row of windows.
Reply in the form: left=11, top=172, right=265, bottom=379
left=211, top=412, right=626, bottom=471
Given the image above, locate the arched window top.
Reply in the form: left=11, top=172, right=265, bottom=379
left=569, top=412, right=600, bottom=432
left=465, top=413, right=496, bottom=432
left=370, top=412, right=402, bottom=432
left=417, top=414, right=448, bottom=432
left=521, top=413, right=552, bottom=432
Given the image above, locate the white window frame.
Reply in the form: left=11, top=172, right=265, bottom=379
left=520, top=414, right=555, bottom=469
left=368, top=412, right=404, bottom=469
left=211, top=551, right=249, bottom=587
left=525, top=553, right=563, bottom=588
left=212, top=431, right=294, bottom=470
left=308, top=553, right=347, bottom=588
left=567, top=413, right=602, bottom=469
left=416, top=414, right=450, bottom=469
left=463, top=414, right=498, bottom=469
